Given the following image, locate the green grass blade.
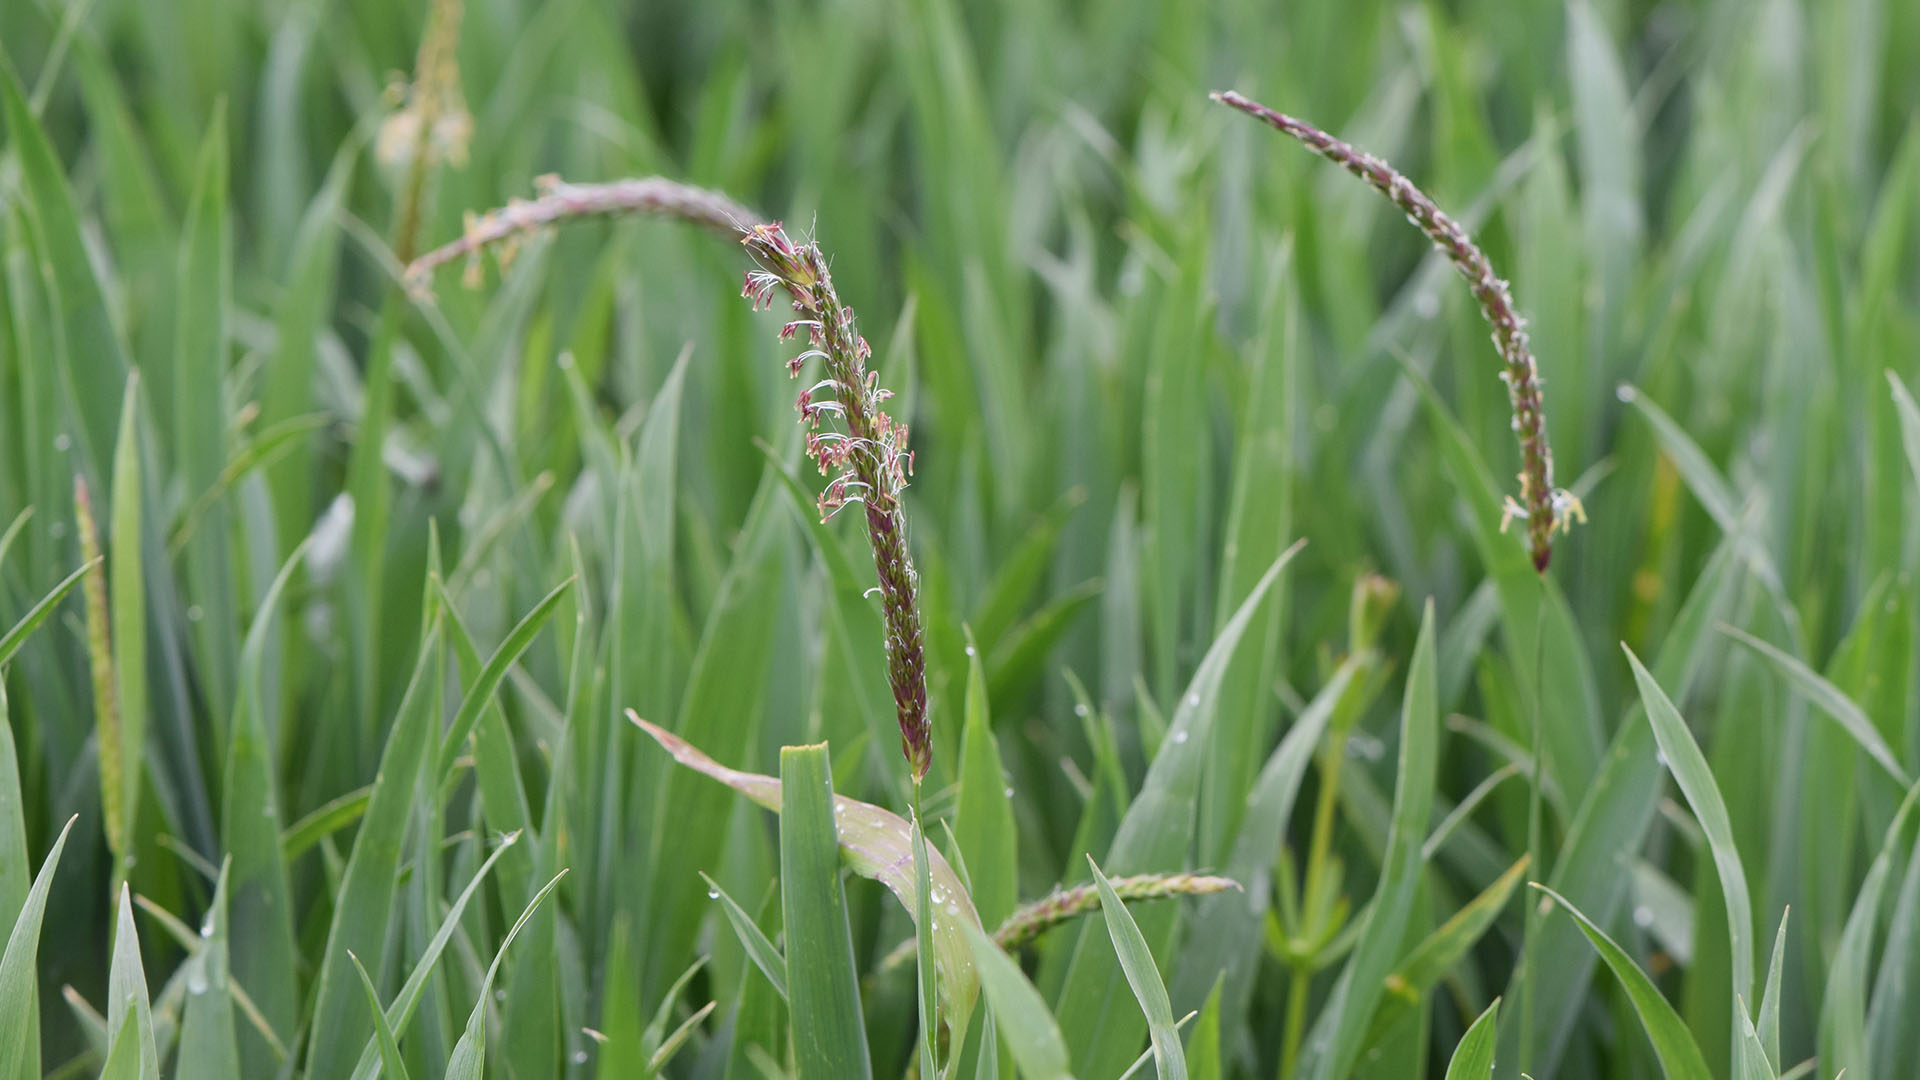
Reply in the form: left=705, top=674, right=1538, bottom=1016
left=1169, top=657, right=1359, bottom=1020
left=954, top=639, right=1017, bottom=928
left=0, top=817, right=75, bottom=1080
left=1735, top=1002, right=1776, bottom=1080
left=105, top=885, right=159, bottom=1080
left=1886, top=370, right=1920, bottom=498
left=109, top=373, right=146, bottom=868
left=222, top=538, right=308, bottom=1073
left=442, top=870, right=567, bottom=1079
left=1304, top=600, right=1439, bottom=1080
left=1757, top=909, right=1787, bottom=1071
left=281, top=786, right=373, bottom=862
left=98, top=1009, right=141, bottom=1080
left=1443, top=998, right=1501, bottom=1080
left=0, top=558, right=98, bottom=668
left=347, top=951, right=412, bottom=1080
left=1721, top=625, right=1908, bottom=785
left=1053, top=542, right=1303, bottom=1078
left=700, top=873, right=788, bottom=999
left=962, top=924, right=1071, bottom=1080
left=172, top=104, right=239, bottom=724
left=914, top=812, right=941, bottom=1079
left=1186, top=979, right=1224, bottom=1080
left=779, top=744, right=873, bottom=1080
left=345, top=832, right=524, bottom=1080
left=0, top=685, right=26, bottom=930
left=1625, top=646, right=1756, bottom=1044
left=1090, top=855, right=1187, bottom=1080
left=0, top=60, right=129, bottom=464
left=1535, top=884, right=1711, bottom=1079
left=305, top=624, right=445, bottom=1080
left=433, top=575, right=575, bottom=779
left=1365, top=855, right=1529, bottom=1047
left=176, top=860, right=240, bottom=1080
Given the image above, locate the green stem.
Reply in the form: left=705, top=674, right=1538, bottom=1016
left=1280, top=962, right=1312, bottom=1079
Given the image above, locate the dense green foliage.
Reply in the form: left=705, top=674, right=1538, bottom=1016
left=1, top=0, right=1919, bottom=1076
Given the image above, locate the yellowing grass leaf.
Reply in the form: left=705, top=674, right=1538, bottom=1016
left=633, top=715, right=981, bottom=1025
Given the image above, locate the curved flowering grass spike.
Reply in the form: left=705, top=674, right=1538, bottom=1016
left=1213, top=90, right=1582, bottom=572
left=407, top=181, right=932, bottom=783
left=741, top=222, right=931, bottom=781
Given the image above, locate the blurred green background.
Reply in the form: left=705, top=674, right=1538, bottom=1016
left=1, top=0, right=1918, bottom=1076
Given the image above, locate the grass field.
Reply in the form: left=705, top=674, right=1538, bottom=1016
left=2, top=0, right=1919, bottom=1076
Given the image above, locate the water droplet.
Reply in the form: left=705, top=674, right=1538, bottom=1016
left=200, top=913, right=215, bottom=938
left=187, top=605, right=205, bottom=622
left=494, top=989, right=507, bottom=1003
left=53, top=434, right=70, bottom=452
left=187, top=968, right=209, bottom=995
left=964, top=645, right=976, bottom=657
left=1004, top=787, right=1014, bottom=798
left=1170, top=730, right=1189, bottom=744
left=708, top=888, right=720, bottom=900
left=945, top=902, right=958, bottom=916
left=572, top=1051, right=590, bottom=1065
left=1074, top=703, right=1090, bottom=717
left=1633, top=905, right=1654, bottom=928
left=1185, top=693, right=1200, bottom=707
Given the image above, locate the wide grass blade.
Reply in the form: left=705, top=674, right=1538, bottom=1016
left=1443, top=999, right=1501, bottom=1080
left=104, top=887, right=158, bottom=1080
left=175, top=860, right=240, bottom=1080
left=779, top=744, right=873, bottom=1080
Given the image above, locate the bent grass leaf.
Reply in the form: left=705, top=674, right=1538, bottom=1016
left=1534, top=884, right=1711, bottom=1080
left=962, top=924, right=1072, bottom=1080
left=632, top=715, right=981, bottom=1024
left=1720, top=625, right=1908, bottom=785
left=1625, top=647, right=1756, bottom=1045
left=701, top=873, right=788, bottom=999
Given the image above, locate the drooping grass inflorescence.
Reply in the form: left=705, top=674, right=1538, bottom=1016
left=1214, top=90, right=1583, bottom=572
left=408, top=178, right=933, bottom=784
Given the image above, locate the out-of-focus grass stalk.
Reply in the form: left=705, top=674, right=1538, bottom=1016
left=73, top=478, right=126, bottom=886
